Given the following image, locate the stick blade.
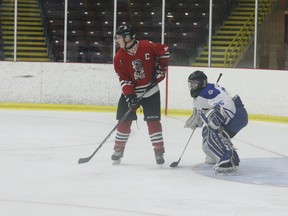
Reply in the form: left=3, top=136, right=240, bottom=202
left=78, top=157, right=91, bottom=164
left=170, top=161, right=179, bottom=168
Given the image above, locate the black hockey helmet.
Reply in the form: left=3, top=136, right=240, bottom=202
left=116, top=25, right=136, bottom=40
left=188, top=70, right=207, bottom=98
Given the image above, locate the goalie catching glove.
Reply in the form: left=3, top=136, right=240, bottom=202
left=184, top=108, right=203, bottom=130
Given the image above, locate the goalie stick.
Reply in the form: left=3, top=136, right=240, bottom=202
left=216, top=73, right=222, bottom=83
left=170, top=127, right=196, bottom=167
left=170, top=73, right=223, bottom=168
left=78, top=82, right=156, bottom=164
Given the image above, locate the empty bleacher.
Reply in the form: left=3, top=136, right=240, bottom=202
left=39, top=0, right=114, bottom=62
left=0, top=0, right=233, bottom=64
left=38, top=0, right=230, bottom=64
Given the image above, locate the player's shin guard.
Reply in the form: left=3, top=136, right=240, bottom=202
left=147, top=120, right=165, bottom=153
left=112, top=120, right=132, bottom=160
left=147, top=120, right=165, bottom=164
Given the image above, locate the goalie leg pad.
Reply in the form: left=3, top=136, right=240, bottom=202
left=202, top=126, right=218, bottom=164
left=202, top=126, right=233, bottom=166
left=222, top=130, right=240, bottom=166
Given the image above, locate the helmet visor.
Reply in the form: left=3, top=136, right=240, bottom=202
left=188, top=79, right=200, bottom=91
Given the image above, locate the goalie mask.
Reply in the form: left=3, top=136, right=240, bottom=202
left=188, top=70, right=207, bottom=98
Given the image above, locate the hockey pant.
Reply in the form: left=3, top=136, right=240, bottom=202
left=223, top=95, right=248, bottom=138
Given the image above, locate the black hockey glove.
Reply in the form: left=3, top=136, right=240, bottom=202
left=126, top=94, right=139, bottom=110
left=153, top=65, right=166, bottom=83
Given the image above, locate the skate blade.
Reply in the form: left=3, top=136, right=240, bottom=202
left=112, top=160, right=121, bottom=165
left=214, top=167, right=239, bottom=176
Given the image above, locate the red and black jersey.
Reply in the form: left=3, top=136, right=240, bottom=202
left=114, top=40, right=169, bottom=97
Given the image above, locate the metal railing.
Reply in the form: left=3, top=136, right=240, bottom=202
left=224, top=0, right=277, bottom=67
left=224, top=14, right=254, bottom=66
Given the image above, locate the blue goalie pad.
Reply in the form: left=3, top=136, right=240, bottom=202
left=202, top=126, right=233, bottom=166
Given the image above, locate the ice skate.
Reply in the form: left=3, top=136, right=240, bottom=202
left=214, top=161, right=239, bottom=175
left=154, top=151, right=165, bottom=165
left=111, top=149, right=124, bottom=165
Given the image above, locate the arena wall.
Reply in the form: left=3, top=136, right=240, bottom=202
left=0, top=61, right=287, bottom=121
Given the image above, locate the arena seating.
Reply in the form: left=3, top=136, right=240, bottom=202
left=39, top=0, right=229, bottom=64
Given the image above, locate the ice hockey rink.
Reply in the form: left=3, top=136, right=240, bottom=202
left=1, top=109, right=288, bottom=216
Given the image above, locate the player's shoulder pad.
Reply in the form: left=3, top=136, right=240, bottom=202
left=114, top=48, right=124, bottom=57
left=114, top=48, right=126, bottom=60
left=198, top=83, right=220, bottom=99
left=139, top=40, right=151, bottom=44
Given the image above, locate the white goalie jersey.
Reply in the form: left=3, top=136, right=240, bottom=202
left=193, top=83, right=236, bottom=125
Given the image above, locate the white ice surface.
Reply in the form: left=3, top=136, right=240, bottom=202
left=0, top=110, right=288, bottom=216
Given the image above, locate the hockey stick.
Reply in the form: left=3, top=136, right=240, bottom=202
left=170, top=127, right=196, bottom=167
left=78, top=83, right=156, bottom=164
left=170, top=73, right=223, bottom=168
left=216, top=73, right=222, bottom=83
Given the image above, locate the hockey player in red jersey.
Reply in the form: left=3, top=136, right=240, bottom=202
left=112, top=25, right=170, bottom=165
